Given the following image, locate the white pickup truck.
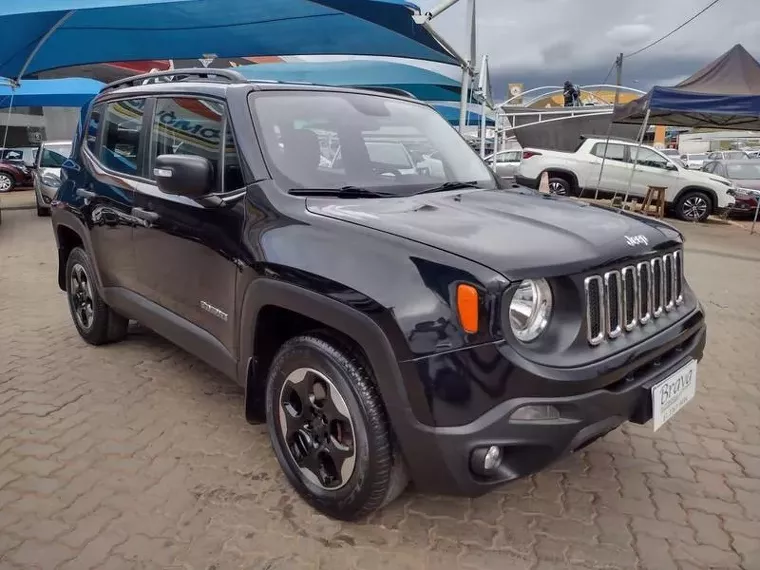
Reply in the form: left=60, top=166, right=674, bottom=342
left=515, top=136, right=736, bottom=222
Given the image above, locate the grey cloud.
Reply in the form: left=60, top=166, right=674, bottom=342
left=417, top=0, right=760, bottom=97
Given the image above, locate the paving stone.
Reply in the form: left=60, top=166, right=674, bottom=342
left=0, top=205, right=759, bottom=569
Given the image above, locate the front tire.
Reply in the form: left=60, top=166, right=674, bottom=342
left=265, top=335, right=407, bottom=520
left=0, top=173, right=15, bottom=193
left=65, top=247, right=128, bottom=345
left=676, top=191, right=712, bottom=222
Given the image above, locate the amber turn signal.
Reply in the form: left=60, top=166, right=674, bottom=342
left=456, top=284, right=479, bottom=334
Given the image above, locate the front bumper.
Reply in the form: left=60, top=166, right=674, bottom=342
left=34, top=182, right=57, bottom=209
left=393, top=310, right=706, bottom=496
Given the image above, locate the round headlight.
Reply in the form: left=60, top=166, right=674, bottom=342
left=509, top=279, right=552, bottom=342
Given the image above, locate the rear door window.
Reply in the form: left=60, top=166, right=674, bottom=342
left=591, top=143, right=626, bottom=162
left=100, top=99, right=147, bottom=176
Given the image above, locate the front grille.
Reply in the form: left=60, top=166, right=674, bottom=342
left=584, top=250, right=684, bottom=346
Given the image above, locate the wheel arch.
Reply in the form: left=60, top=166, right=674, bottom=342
left=543, top=168, right=579, bottom=192
left=237, top=278, right=421, bottom=461
left=673, top=186, right=718, bottom=213
left=53, top=218, right=102, bottom=293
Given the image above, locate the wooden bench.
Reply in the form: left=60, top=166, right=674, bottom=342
left=639, top=186, right=666, bottom=218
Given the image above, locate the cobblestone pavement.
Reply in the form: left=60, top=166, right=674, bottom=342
left=0, top=210, right=759, bottom=570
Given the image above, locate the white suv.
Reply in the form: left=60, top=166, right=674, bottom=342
left=515, top=137, right=736, bottom=222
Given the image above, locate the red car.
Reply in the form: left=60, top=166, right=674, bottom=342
left=0, top=159, right=33, bottom=192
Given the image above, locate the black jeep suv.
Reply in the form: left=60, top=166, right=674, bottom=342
left=51, top=69, right=706, bottom=520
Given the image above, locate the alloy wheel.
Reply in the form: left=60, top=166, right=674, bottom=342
left=682, top=195, right=708, bottom=220
left=70, top=263, right=95, bottom=330
left=0, top=174, right=12, bottom=192
left=548, top=181, right=567, bottom=195
left=278, top=367, right=356, bottom=490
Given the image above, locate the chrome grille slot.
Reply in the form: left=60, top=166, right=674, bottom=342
left=585, top=249, right=684, bottom=346
left=674, top=250, right=683, bottom=305
left=637, top=261, right=652, bottom=325
left=651, top=257, right=664, bottom=318
left=604, top=270, right=623, bottom=338
left=664, top=253, right=675, bottom=311
left=584, top=275, right=605, bottom=346
left=621, top=266, right=637, bottom=331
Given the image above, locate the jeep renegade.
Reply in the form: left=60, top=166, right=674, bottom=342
left=51, top=69, right=706, bottom=520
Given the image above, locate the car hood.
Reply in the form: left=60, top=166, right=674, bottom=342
left=306, top=189, right=682, bottom=280
left=734, top=179, right=760, bottom=191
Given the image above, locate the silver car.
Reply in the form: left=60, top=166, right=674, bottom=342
left=487, top=149, right=522, bottom=179
left=33, top=140, right=72, bottom=216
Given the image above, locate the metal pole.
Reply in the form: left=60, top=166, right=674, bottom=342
left=751, top=198, right=760, bottom=235
left=459, top=0, right=475, bottom=133
left=622, top=108, right=652, bottom=204
left=589, top=54, right=623, bottom=201
left=479, top=98, right=487, bottom=158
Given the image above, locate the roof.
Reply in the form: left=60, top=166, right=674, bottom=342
left=613, top=44, right=760, bottom=130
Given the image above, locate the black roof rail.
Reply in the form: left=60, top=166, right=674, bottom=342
left=348, top=85, right=418, bottom=99
left=101, top=68, right=248, bottom=93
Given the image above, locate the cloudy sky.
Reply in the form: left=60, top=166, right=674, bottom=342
left=416, top=0, right=760, bottom=99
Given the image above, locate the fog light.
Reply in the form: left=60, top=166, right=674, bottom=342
left=470, top=445, right=503, bottom=475
left=483, top=446, right=502, bottom=471
left=511, top=404, right=560, bottom=421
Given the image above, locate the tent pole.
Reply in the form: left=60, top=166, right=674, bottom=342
left=587, top=54, right=624, bottom=202
left=15, top=10, right=76, bottom=83
left=458, top=0, right=475, bottom=133
left=622, top=108, right=651, bottom=205
left=479, top=97, right=487, bottom=157
left=1, top=89, right=16, bottom=160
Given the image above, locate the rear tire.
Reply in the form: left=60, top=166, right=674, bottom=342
left=265, top=334, right=407, bottom=520
left=548, top=176, right=571, bottom=196
left=65, top=247, right=128, bottom=345
left=675, top=191, right=712, bottom=222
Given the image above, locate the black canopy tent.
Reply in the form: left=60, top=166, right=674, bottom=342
left=613, top=44, right=760, bottom=131
left=606, top=45, right=760, bottom=223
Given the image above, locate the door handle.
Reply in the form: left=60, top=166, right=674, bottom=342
left=76, top=188, right=96, bottom=200
left=131, top=207, right=160, bottom=223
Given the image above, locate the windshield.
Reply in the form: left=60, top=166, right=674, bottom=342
left=726, top=162, right=760, bottom=180
left=251, top=91, right=496, bottom=194
left=689, top=154, right=707, bottom=160
left=725, top=151, right=748, bottom=159
left=39, top=143, right=72, bottom=168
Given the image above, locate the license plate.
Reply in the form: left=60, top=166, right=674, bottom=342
left=651, top=360, right=697, bottom=431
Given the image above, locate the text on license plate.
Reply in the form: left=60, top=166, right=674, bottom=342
left=651, top=360, right=697, bottom=431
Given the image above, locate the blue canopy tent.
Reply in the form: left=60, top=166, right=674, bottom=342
left=235, top=60, right=460, bottom=102
left=0, top=0, right=455, bottom=82
left=0, top=77, right=104, bottom=108
left=433, top=104, right=494, bottom=127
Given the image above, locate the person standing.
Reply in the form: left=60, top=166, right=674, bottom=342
left=563, top=80, right=581, bottom=107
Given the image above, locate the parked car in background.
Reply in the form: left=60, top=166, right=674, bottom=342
left=0, top=158, right=33, bottom=192
left=680, top=153, right=708, bottom=169
left=707, top=150, right=750, bottom=161
left=32, top=140, right=73, bottom=216
left=0, top=147, right=38, bottom=167
left=702, top=159, right=760, bottom=217
left=486, top=149, right=522, bottom=179
left=50, top=69, right=707, bottom=520
left=515, top=136, right=735, bottom=221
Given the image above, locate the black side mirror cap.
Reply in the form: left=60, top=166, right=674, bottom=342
left=154, top=154, right=213, bottom=198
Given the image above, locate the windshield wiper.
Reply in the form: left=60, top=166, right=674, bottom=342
left=413, top=181, right=481, bottom=195
left=288, top=186, right=393, bottom=198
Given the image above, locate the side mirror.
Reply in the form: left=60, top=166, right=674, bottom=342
left=666, top=163, right=678, bottom=171
left=154, top=154, right=213, bottom=198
